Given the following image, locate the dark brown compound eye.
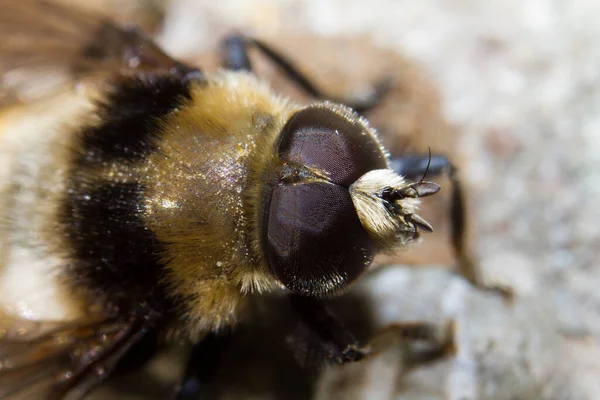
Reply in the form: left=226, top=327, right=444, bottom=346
left=276, top=105, right=387, bottom=186
left=264, top=182, right=376, bottom=296
left=262, top=105, right=388, bottom=296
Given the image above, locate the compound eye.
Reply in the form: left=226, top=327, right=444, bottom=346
left=277, top=105, right=387, bottom=186
left=264, top=181, right=376, bottom=296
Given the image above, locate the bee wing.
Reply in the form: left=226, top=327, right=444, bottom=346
left=0, top=314, right=146, bottom=399
left=0, top=0, right=198, bottom=107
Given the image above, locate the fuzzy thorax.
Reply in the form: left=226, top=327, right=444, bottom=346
left=349, top=169, right=434, bottom=249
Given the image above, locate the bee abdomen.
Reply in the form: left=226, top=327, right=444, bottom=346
left=79, top=74, right=196, bottom=165
left=62, top=181, right=168, bottom=307
left=59, top=75, right=199, bottom=312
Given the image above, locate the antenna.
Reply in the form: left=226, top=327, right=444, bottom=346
left=419, top=147, right=433, bottom=184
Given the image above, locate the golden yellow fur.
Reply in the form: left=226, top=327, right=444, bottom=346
left=143, top=71, right=300, bottom=338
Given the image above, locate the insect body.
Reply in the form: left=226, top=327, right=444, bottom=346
left=0, top=1, right=456, bottom=398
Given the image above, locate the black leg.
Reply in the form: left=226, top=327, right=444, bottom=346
left=174, top=332, right=233, bottom=400
left=219, top=34, right=392, bottom=113
left=390, top=153, right=512, bottom=299
left=287, top=295, right=456, bottom=369
left=288, top=295, right=366, bottom=365
left=370, top=320, right=456, bottom=369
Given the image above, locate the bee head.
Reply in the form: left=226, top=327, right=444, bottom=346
left=261, top=102, right=439, bottom=297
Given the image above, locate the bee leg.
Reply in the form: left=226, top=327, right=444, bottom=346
left=367, top=320, right=457, bottom=363
left=287, top=295, right=456, bottom=370
left=287, top=295, right=368, bottom=365
left=219, top=34, right=392, bottom=113
left=390, top=153, right=513, bottom=300
left=174, top=332, right=232, bottom=400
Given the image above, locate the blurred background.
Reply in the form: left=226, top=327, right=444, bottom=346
left=52, top=0, right=600, bottom=399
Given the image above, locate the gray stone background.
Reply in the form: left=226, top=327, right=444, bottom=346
left=76, top=0, right=600, bottom=398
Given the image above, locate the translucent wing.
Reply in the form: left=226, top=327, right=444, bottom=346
left=0, top=0, right=199, bottom=106
left=0, top=313, right=148, bottom=400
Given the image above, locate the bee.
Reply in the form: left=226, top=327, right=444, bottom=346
left=0, top=1, right=463, bottom=398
